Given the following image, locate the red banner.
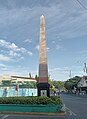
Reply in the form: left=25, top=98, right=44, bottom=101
left=16, top=84, right=19, bottom=91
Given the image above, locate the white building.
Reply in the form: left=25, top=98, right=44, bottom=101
left=0, top=75, right=37, bottom=84
left=77, top=76, right=87, bottom=93
left=11, top=76, right=37, bottom=85
left=0, top=75, right=11, bottom=83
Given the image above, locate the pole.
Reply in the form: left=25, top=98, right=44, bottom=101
left=84, top=63, right=87, bottom=74
left=69, top=70, right=71, bottom=78
left=16, top=84, right=19, bottom=96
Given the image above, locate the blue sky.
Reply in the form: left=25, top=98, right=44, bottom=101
left=0, top=0, right=87, bottom=81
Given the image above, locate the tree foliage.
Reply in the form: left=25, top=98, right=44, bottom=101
left=48, top=76, right=64, bottom=91
left=2, top=80, right=11, bottom=85
left=64, top=76, right=81, bottom=91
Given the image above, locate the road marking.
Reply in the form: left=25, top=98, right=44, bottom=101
left=1, top=115, right=9, bottom=119
left=62, top=104, right=76, bottom=116
left=66, top=107, right=76, bottom=116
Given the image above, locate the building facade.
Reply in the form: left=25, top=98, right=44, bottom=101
left=77, top=76, right=87, bottom=93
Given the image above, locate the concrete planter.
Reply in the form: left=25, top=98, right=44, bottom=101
left=0, top=104, right=62, bottom=113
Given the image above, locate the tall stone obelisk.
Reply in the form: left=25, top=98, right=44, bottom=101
left=37, top=15, right=50, bottom=97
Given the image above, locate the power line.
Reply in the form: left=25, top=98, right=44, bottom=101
left=76, top=0, right=87, bottom=10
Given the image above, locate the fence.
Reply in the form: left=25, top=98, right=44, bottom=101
left=0, top=86, right=37, bottom=97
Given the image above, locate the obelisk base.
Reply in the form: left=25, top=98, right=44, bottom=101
left=37, top=83, right=50, bottom=97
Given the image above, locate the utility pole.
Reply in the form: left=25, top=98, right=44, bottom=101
left=83, top=62, right=87, bottom=74
left=69, top=70, right=72, bottom=78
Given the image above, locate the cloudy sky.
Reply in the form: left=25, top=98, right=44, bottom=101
left=0, top=0, right=87, bottom=81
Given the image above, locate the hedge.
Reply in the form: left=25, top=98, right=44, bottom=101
left=0, top=96, right=62, bottom=105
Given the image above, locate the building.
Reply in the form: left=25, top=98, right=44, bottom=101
left=77, top=76, right=87, bottom=93
left=11, top=76, right=37, bottom=85
left=0, top=75, right=11, bottom=83
left=0, top=75, right=37, bottom=85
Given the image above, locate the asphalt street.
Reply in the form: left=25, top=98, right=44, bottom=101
left=0, top=93, right=87, bottom=119
left=61, top=93, right=87, bottom=119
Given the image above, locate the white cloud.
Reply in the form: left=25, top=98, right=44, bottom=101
left=49, top=67, right=62, bottom=72
left=47, top=47, right=50, bottom=52
left=9, top=43, right=18, bottom=50
left=0, top=39, right=33, bottom=58
left=0, top=63, right=6, bottom=67
left=0, top=39, right=10, bottom=48
left=45, top=2, right=87, bottom=39
left=35, top=45, right=39, bottom=50
left=0, top=39, right=17, bottom=50
left=27, top=51, right=33, bottom=56
left=19, top=47, right=33, bottom=56
left=49, top=66, right=84, bottom=80
left=35, top=44, right=50, bottom=52
left=56, top=44, right=62, bottom=50
left=0, top=54, right=10, bottom=61
left=9, top=50, right=20, bottom=57
left=49, top=67, right=72, bottom=80
left=49, top=67, right=71, bottom=72
left=52, top=39, right=62, bottom=44
left=0, top=1, right=87, bottom=40
left=24, top=39, right=32, bottom=43
left=1, top=67, right=9, bottom=71
left=52, top=41, right=55, bottom=44
left=58, top=39, right=62, bottom=41
left=0, top=1, right=87, bottom=78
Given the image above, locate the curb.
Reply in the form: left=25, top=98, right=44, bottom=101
left=0, top=111, right=66, bottom=116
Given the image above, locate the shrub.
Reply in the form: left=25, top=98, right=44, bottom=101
left=0, top=96, right=63, bottom=105
left=50, top=96, right=63, bottom=104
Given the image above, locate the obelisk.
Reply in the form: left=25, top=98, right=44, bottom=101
left=37, top=15, right=50, bottom=97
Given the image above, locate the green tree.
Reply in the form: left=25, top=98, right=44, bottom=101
left=48, top=76, right=64, bottom=91
left=53, top=81, right=63, bottom=89
left=35, top=75, right=39, bottom=82
left=2, top=80, right=11, bottom=86
left=64, top=76, right=81, bottom=91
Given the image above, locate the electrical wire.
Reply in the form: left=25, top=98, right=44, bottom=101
left=76, top=0, right=87, bottom=10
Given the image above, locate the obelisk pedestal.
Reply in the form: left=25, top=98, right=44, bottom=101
left=37, top=15, right=50, bottom=97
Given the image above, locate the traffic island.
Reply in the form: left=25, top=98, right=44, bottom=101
left=0, top=96, right=65, bottom=115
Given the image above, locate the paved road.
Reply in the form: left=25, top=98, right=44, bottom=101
left=0, top=93, right=87, bottom=119
left=61, top=93, right=87, bottom=119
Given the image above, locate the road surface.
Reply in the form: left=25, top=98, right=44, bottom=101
left=61, top=93, right=87, bottom=119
